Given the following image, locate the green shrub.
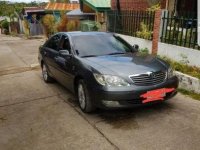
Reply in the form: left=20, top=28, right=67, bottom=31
left=57, top=12, right=68, bottom=32
left=42, top=14, right=56, bottom=38
left=139, top=48, right=149, bottom=54
left=1, top=20, right=9, bottom=30
left=67, top=20, right=79, bottom=31
left=147, top=3, right=161, bottom=12
left=137, top=48, right=150, bottom=56
left=136, top=22, right=152, bottom=40
left=159, top=56, right=200, bottom=79
left=23, top=19, right=30, bottom=37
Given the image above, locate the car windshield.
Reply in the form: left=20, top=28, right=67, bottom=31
left=72, top=34, right=133, bottom=57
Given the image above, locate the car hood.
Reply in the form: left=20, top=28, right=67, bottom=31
left=83, top=53, right=168, bottom=76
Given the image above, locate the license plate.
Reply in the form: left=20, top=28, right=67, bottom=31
left=140, top=88, right=175, bottom=104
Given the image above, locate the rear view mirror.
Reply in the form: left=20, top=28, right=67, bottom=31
left=133, top=44, right=139, bottom=52
left=59, top=50, right=70, bottom=57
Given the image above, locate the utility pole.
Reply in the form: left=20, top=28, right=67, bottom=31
left=116, top=0, right=122, bottom=31
left=116, top=0, right=120, bottom=12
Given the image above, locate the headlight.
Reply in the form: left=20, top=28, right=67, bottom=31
left=167, top=67, right=173, bottom=78
left=93, top=73, right=130, bottom=87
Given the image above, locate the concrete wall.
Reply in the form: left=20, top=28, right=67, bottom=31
left=118, top=34, right=152, bottom=54
left=158, top=42, right=200, bottom=67
left=174, top=71, right=200, bottom=94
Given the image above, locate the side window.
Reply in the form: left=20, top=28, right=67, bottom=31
left=46, top=35, right=61, bottom=50
left=59, top=35, right=71, bottom=53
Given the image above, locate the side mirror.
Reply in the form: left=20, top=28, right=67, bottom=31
left=59, top=50, right=70, bottom=57
left=133, top=44, right=139, bottom=52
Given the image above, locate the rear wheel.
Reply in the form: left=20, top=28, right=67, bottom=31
left=42, top=63, right=54, bottom=83
left=77, top=80, right=95, bottom=113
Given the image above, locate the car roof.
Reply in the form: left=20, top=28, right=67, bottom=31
left=59, top=31, right=113, bottom=37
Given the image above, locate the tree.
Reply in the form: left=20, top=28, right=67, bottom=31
left=147, top=0, right=161, bottom=6
left=42, top=14, right=56, bottom=37
left=49, top=0, right=70, bottom=3
left=56, top=12, right=68, bottom=32
left=0, top=1, right=47, bottom=34
left=0, top=1, right=44, bottom=17
left=0, top=1, right=15, bottom=17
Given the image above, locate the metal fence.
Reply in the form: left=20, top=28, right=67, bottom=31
left=107, top=10, right=155, bottom=40
left=160, top=11, right=199, bottom=50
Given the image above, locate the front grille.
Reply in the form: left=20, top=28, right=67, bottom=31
left=130, top=71, right=167, bottom=86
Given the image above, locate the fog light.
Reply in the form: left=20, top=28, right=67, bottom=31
left=102, top=100, right=120, bottom=107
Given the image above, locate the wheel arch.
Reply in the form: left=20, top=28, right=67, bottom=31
left=74, top=75, right=84, bottom=94
left=41, top=60, right=44, bottom=68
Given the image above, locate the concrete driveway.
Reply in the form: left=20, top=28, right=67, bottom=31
left=0, top=34, right=200, bottom=150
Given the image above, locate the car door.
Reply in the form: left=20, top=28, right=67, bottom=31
left=55, top=34, right=75, bottom=91
left=43, top=34, right=61, bottom=77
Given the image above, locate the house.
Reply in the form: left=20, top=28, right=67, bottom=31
left=167, top=0, right=197, bottom=17
left=22, top=7, right=46, bottom=24
left=111, top=0, right=167, bottom=11
left=111, top=0, right=197, bottom=16
left=80, top=0, right=111, bottom=31
left=66, top=8, right=95, bottom=31
left=21, top=7, right=46, bottom=35
left=71, top=0, right=79, bottom=3
left=45, top=2, right=80, bottom=22
left=66, top=8, right=95, bottom=20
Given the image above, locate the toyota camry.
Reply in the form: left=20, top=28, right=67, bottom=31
left=38, top=32, right=179, bottom=113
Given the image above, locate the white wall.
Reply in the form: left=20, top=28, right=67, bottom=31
left=174, top=71, right=200, bottom=94
left=158, top=43, right=200, bottom=67
left=117, top=34, right=152, bottom=54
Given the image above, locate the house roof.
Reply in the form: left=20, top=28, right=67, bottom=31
left=23, top=7, right=44, bottom=12
left=45, top=2, right=80, bottom=11
left=82, top=0, right=111, bottom=11
left=22, top=7, right=45, bottom=16
left=66, top=8, right=95, bottom=16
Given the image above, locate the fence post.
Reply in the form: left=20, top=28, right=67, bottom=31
left=159, top=10, right=168, bottom=42
left=114, top=11, right=117, bottom=33
left=152, top=10, right=162, bottom=55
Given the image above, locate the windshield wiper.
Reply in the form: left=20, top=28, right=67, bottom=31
left=107, top=52, right=125, bottom=55
left=81, top=55, right=98, bottom=58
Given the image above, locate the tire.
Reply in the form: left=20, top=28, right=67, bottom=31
left=42, top=63, right=54, bottom=83
left=77, top=80, right=96, bottom=113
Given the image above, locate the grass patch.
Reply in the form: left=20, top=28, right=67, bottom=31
left=137, top=48, right=149, bottom=56
left=159, top=56, right=200, bottom=79
left=178, top=89, right=200, bottom=101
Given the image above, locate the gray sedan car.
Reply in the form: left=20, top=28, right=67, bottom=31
left=38, top=32, right=179, bottom=113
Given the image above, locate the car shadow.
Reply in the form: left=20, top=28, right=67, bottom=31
left=94, top=102, right=174, bottom=130
left=62, top=91, right=174, bottom=130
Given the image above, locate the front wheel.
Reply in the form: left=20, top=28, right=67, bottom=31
left=42, top=63, right=54, bottom=83
left=77, top=80, right=95, bottom=113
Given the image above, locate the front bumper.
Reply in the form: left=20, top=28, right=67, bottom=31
left=89, top=76, right=179, bottom=108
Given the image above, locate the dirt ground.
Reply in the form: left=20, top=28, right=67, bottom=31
left=0, top=34, right=200, bottom=150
